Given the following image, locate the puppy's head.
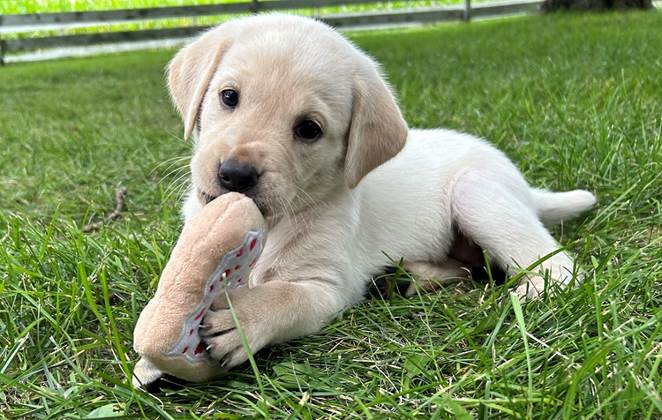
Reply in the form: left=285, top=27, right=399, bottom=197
left=168, top=14, right=407, bottom=218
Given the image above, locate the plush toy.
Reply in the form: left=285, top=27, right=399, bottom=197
left=132, top=192, right=265, bottom=388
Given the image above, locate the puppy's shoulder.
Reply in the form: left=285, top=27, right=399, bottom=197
left=408, top=128, right=493, bottom=151
left=403, top=128, right=520, bottom=176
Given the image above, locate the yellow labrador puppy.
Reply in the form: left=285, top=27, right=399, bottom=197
left=168, top=14, right=596, bottom=368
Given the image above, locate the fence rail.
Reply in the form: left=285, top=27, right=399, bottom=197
left=0, top=0, right=384, bottom=28
left=0, top=0, right=543, bottom=64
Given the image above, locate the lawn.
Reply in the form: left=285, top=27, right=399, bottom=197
left=1, top=11, right=661, bottom=419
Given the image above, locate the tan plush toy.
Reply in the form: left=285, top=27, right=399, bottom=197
left=132, top=192, right=265, bottom=388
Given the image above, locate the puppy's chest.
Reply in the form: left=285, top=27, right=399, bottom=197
left=247, top=246, right=302, bottom=286
left=248, top=225, right=337, bottom=285
left=247, top=229, right=300, bottom=285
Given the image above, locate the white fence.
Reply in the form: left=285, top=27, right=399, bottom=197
left=0, top=0, right=544, bottom=64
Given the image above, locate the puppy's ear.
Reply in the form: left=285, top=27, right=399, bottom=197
left=344, top=57, right=408, bottom=189
left=167, top=27, right=232, bottom=139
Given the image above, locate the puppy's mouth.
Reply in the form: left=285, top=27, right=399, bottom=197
left=197, top=189, right=218, bottom=205
left=197, top=188, right=271, bottom=216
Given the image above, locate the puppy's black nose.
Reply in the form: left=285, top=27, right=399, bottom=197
left=218, top=159, right=259, bottom=193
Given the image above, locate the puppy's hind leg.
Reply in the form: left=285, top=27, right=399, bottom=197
left=451, top=171, right=579, bottom=299
left=403, top=259, right=471, bottom=296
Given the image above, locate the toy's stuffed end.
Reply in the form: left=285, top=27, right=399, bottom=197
left=132, top=193, right=265, bottom=388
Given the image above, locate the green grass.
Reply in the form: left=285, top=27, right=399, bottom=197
left=1, top=11, right=661, bottom=418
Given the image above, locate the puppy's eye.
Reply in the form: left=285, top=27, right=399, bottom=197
left=294, top=120, right=322, bottom=142
left=220, top=89, right=239, bottom=108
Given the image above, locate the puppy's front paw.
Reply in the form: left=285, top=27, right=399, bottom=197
left=199, top=309, right=247, bottom=368
left=199, top=288, right=271, bottom=369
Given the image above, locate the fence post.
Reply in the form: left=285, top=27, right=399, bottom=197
left=0, top=14, right=5, bottom=66
left=250, top=0, right=260, bottom=14
left=463, top=0, right=472, bottom=21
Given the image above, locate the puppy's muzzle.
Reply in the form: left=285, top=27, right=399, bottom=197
left=218, top=159, right=260, bottom=193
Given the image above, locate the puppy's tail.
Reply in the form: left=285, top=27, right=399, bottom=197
left=532, top=188, right=597, bottom=225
